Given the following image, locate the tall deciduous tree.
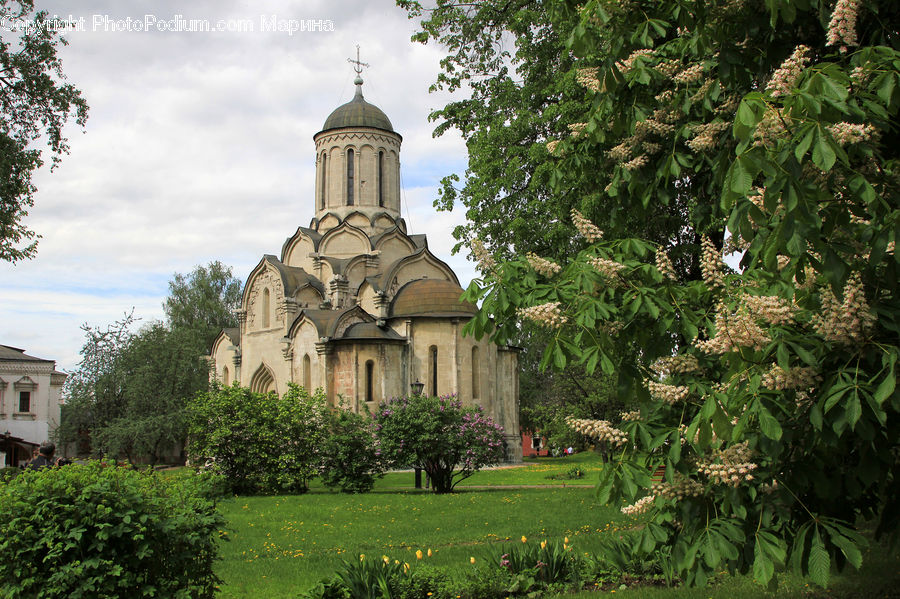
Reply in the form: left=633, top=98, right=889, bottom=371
left=57, top=312, right=136, bottom=455
left=397, top=0, right=700, bottom=269
left=60, top=263, right=242, bottom=462
left=0, top=0, right=88, bottom=262
left=163, top=260, right=242, bottom=350
left=91, top=323, right=209, bottom=464
left=430, top=0, right=899, bottom=589
left=59, top=317, right=208, bottom=464
left=398, top=0, right=699, bottom=418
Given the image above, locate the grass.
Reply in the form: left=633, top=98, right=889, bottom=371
left=217, top=486, right=627, bottom=598
left=215, top=452, right=899, bottom=598
left=310, top=453, right=599, bottom=492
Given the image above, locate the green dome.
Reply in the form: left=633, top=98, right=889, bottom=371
left=321, top=81, right=393, bottom=133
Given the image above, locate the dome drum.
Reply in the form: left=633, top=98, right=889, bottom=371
left=313, top=130, right=402, bottom=223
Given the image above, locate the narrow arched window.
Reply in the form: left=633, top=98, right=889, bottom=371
left=303, top=354, right=311, bottom=391
left=346, top=149, right=355, bottom=206
left=378, top=151, right=384, bottom=207
left=430, top=346, right=438, bottom=397
left=365, top=360, right=374, bottom=403
left=319, top=153, right=327, bottom=210
left=262, top=288, right=270, bottom=328
left=471, top=346, right=480, bottom=399
left=223, top=366, right=230, bottom=386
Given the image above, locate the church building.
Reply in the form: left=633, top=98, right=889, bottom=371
left=209, top=69, right=521, bottom=461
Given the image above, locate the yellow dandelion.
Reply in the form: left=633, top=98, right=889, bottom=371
left=382, top=555, right=389, bottom=564
left=541, top=540, right=547, bottom=549
left=470, top=556, right=476, bottom=564
left=359, top=554, right=365, bottom=561
left=416, top=549, right=423, bottom=560
left=403, top=562, right=410, bottom=572
left=427, top=548, right=433, bottom=557
left=521, top=536, right=528, bottom=543
left=564, top=537, right=569, bottom=544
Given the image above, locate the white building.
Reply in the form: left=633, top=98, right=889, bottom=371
left=0, top=345, right=66, bottom=466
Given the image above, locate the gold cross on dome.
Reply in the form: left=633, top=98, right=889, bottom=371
left=347, top=45, right=369, bottom=76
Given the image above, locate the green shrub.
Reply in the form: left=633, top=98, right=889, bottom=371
left=454, top=565, right=514, bottom=599
left=298, top=576, right=350, bottom=599
left=300, top=554, right=415, bottom=599
left=338, top=554, right=413, bottom=599
left=303, top=546, right=584, bottom=599
left=586, top=533, right=671, bottom=585
left=545, top=466, right=585, bottom=480
left=320, top=406, right=386, bottom=494
left=0, top=466, right=21, bottom=483
left=188, top=383, right=328, bottom=494
left=0, top=462, right=224, bottom=598
left=392, top=565, right=452, bottom=599
left=485, top=538, right=584, bottom=588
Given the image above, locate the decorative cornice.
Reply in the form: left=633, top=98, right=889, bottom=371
left=0, top=363, right=54, bottom=375
left=315, top=130, right=400, bottom=147
left=374, top=291, right=390, bottom=308
left=280, top=297, right=299, bottom=320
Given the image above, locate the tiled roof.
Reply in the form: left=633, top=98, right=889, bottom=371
left=0, top=345, right=52, bottom=363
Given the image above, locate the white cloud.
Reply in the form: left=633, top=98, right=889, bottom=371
left=1, top=0, right=477, bottom=371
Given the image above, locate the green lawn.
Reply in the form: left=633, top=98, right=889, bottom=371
left=217, top=486, right=627, bottom=598
left=215, top=453, right=899, bottom=598
left=313, top=452, right=600, bottom=491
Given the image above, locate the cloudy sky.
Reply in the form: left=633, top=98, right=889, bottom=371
left=0, top=0, right=476, bottom=371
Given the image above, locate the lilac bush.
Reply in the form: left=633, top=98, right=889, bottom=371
left=374, top=394, right=506, bottom=493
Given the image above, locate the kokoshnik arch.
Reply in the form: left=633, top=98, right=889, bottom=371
left=209, top=66, right=522, bottom=461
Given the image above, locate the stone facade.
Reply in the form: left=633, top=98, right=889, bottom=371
left=210, top=77, right=521, bottom=461
left=0, top=345, right=67, bottom=466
